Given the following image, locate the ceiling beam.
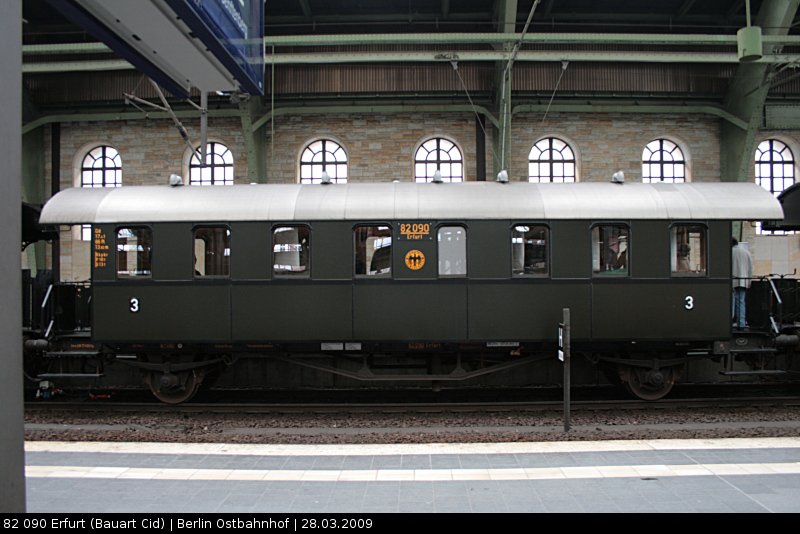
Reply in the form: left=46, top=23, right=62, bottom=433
left=512, top=102, right=748, bottom=129
left=21, top=108, right=240, bottom=135
left=23, top=33, right=800, bottom=54
left=25, top=50, right=800, bottom=73
left=261, top=32, right=784, bottom=47
left=251, top=104, right=500, bottom=134
left=208, top=51, right=800, bottom=65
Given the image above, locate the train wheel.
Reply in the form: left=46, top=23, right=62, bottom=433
left=143, top=369, right=203, bottom=404
left=622, top=365, right=682, bottom=401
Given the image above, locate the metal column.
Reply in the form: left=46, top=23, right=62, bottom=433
left=0, top=0, right=26, bottom=513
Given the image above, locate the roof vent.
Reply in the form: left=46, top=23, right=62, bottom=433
left=169, top=174, right=183, bottom=187
left=496, top=170, right=509, bottom=183
left=611, top=170, right=625, bottom=184
left=431, top=170, right=443, bottom=183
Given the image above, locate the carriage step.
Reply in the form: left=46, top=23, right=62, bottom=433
left=36, top=373, right=103, bottom=379
left=44, top=351, right=101, bottom=358
left=718, top=370, right=787, bottom=376
left=728, top=348, right=778, bottom=354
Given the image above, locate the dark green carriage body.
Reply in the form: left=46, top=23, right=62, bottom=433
left=88, top=217, right=733, bottom=345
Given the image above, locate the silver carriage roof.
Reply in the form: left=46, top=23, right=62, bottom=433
left=39, top=181, right=783, bottom=224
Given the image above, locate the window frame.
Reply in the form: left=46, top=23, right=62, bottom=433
left=591, top=223, right=631, bottom=277
left=192, top=224, right=232, bottom=279
left=755, top=138, right=796, bottom=235
left=437, top=224, right=468, bottom=278
left=527, top=138, right=577, bottom=183
left=188, top=141, right=234, bottom=186
left=272, top=224, right=311, bottom=278
left=641, top=138, right=686, bottom=183
left=413, top=137, right=464, bottom=183
left=353, top=224, right=393, bottom=278
left=511, top=223, right=551, bottom=278
left=669, top=223, right=707, bottom=278
left=115, top=225, right=152, bottom=280
left=300, top=139, right=348, bottom=184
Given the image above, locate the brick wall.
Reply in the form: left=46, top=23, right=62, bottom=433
left=510, top=113, right=721, bottom=182
left=265, top=113, right=483, bottom=183
left=38, top=113, right=800, bottom=280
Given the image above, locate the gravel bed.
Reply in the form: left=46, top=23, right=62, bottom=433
left=25, top=405, right=800, bottom=444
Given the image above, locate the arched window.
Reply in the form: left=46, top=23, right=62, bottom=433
left=756, top=139, right=795, bottom=235
left=81, top=145, right=121, bottom=188
left=528, top=137, right=576, bottom=183
left=189, top=142, right=234, bottom=186
left=414, top=138, right=463, bottom=182
left=642, top=139, right=686, bottom=183
left=756, top=139, right=795, bottom=196
left=300, top=139, right=348, bottom=184
left=80, top=145, right=121, bottom=240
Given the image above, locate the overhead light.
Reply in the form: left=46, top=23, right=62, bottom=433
left=432, top=170, right=443, bottom=183
left=737, top=0, right=762, bottom=62
left=737, top=26, right=762, bottom=62
left=496, top=170, right=509, bottom=183
left=320, top=171, right=332, bottom=185
left=611, top=170, right=625, bottom=184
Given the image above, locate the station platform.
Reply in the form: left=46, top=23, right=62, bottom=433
left=25, top=437, right=800, bottom=513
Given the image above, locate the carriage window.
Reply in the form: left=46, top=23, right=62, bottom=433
left=592, top=225, right=629, bottom=276
left=512, top=225, right=549, bottom=276
left=194, top=226, right=230, bottom=278
left=438, top=226, right=466, bottom=276
left=355, top=226, right=392, bottom=276
left=671, top=225, right=706, bottom=276
left=116, top=227, right=151, bottom=278
left=273, top=226, right=310, bottom=276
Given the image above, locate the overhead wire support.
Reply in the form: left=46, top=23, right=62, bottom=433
left=541, top=60, right=569, bottom=126
left=499, top=0, right=542, bottom=171
left=441, top=53, right=501, bottom=171
left=123, top=79, right=207, bottom=164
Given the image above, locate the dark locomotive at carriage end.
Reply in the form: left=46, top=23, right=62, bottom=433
left=20, top=179, right=800, bottom=403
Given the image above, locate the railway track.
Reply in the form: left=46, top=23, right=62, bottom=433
left=25, top=395, right=800, bottom=415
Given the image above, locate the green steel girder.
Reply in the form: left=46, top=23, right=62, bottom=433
left=26, top=51, right=800, bottom=73
left=21, top=108, right=241, bottom=135
left=721, top=0, right=800, bottom=183
left=261, top=51, right=800, bottom=64
left=22, top=33, right=800, bottom=55
left=512, top=102, right=748, bottom=130
left=23, top=100, right=762, bottom=136
left=261, top=32, right=800, bottom=47
left=493, top=0, right=518, bottom=177
left=250, top=104, right=501, bottom=133
left=239, top=99, right=267, bottom=183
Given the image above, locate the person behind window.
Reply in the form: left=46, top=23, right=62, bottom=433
left=731, top=238, right=753, bottom=329
left=677, top=243, right=691, bottom=272
left=609, top=235, right=627, bottom=271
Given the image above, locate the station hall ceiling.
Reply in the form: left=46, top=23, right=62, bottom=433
left=21, top=0, right=800, bottom=44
